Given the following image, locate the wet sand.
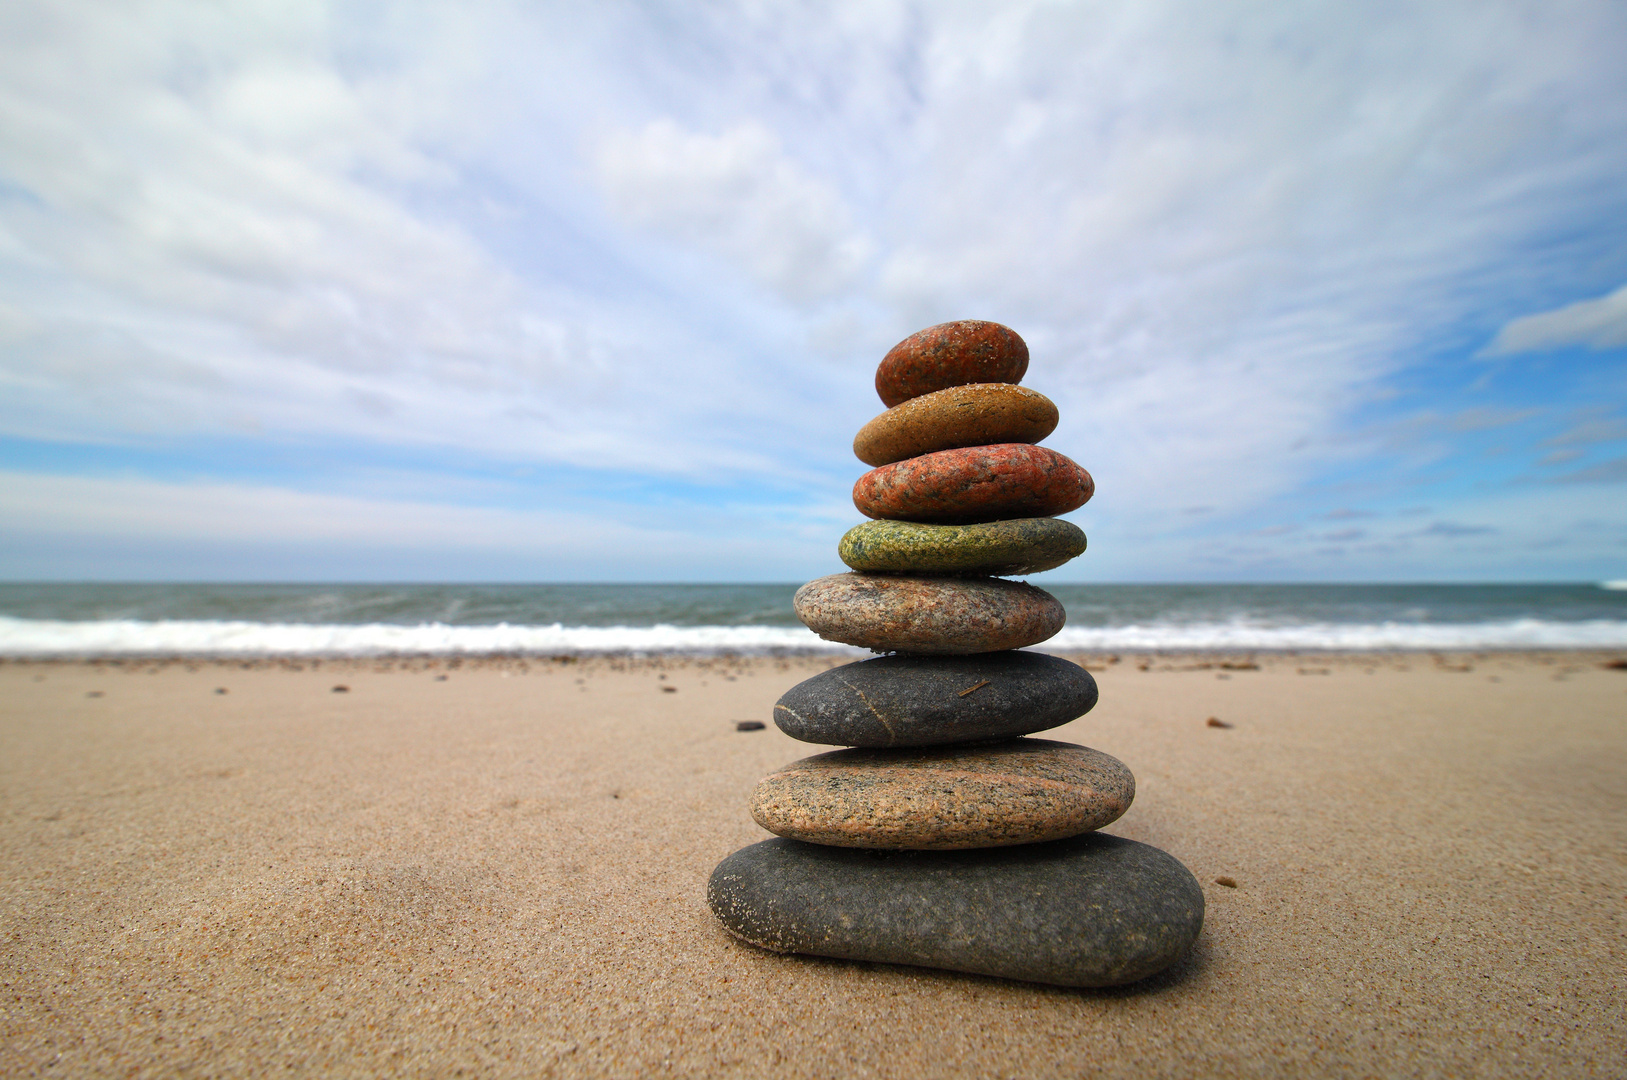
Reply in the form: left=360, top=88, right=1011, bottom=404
left=2, top=652, right=1623, bottom=1077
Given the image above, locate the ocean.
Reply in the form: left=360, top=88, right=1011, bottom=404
left=1, top=582, right=1625, bottom=657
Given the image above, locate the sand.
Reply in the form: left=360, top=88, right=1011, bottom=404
left=1, top=651, right=1622, bottom=1078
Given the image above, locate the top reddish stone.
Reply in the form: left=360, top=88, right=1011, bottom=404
left=876, top=321, right=1029, bottom=408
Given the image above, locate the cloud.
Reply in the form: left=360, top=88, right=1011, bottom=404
left=2, top=8, right=558, bottom=426
left=1, top=2, right=1625, bottom=579
left=1537, top=449, right=1583, bottom=466
left=1545, top=413, right=1627, bottom=446
left=595, top=120, right=872, bottom=303
left=1546, top=456, right=1627, bottom=484
left=1180, top=477, right=1627, bottom=579
left=1358, top=408, right=1542, bottom=454
left=1416, top=522, right=1497, bottom=537
left=1485, top=282, right=1627, bottom=354
left=0, top=470, right=835, bottom=580
left=0, top=469, right=632, bottom=548
left=0, top=2, right=859, bottom=483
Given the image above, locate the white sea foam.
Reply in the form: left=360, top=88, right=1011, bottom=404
left=1, top=615, right=1624, bottom=658
left=1046, top=618, right=1627, bottom=651
left=0, top=616, right=858, bottom=657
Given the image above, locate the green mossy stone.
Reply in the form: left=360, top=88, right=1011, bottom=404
left=839, top=517, right=1086, bottom=576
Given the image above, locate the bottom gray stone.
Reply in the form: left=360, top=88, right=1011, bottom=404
left=707, top=833, right=1203, bottom=987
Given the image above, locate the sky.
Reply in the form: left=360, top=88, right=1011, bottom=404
left=2, top=0, right=1626, bottom=584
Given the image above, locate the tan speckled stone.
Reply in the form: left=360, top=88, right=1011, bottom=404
left=749, top=739, right=1134, bottom=849
left=853, top=384, right=1059, bottom=467
left=793, top=573, right=1064, bottom=654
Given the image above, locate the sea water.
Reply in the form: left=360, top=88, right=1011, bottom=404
left=1, top=582, right=1625, bottom=657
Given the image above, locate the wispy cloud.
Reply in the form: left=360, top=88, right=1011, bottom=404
left=596, top=121, right=873, bottom=304
left=1416, top=522, right=1497, bottom=538
left=1486, top=282, right=1627, bottom=355
left=1544, top=457, right=1627, bottom=485
left=1545, top=413, right=1627, bottom=447
left=1, top=1, right=1625, bottom=579
left=0, top=470, right=837, bottom=580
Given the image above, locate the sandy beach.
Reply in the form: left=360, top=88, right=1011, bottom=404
left=2, top=651, right=1622, bottom=1077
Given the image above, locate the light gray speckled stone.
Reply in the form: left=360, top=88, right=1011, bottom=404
left=793, top=573, right=1063, bottom=654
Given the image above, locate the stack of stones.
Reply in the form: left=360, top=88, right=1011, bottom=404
left=707, top=321, right=1204, bottom=988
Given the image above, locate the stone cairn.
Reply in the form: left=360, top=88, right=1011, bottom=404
left=708, top=321, right=1204, bottom=987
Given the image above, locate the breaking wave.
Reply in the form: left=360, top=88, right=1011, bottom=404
left=1045, top=618, right=1627, bottom=652
left=2, top=615, right=1624, bottom=658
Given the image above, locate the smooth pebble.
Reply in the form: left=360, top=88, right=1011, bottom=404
left=875, top=321, right=1029, bottom=408
left=854, top=383, right=1058, bottom=467
left=774, top=650, right=1098, bottom=747
left=838, top=517, right=1085, bottom=577
left=794, top=573, right=1064, bottom=655
left=854, top=444, right=1094, bottom=525
left=708, top=833, right=1204, bottom=987
left=750, top=739, right=1134, bottom=849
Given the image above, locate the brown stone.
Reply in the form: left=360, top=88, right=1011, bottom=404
left=853, top=384, right=1059, bottom=467
left=876, top=321, right=1028, bottom=408
left=853, top=444, right=1094, bottom=524
left=749, top=739, right=1135, bottom=849
left=793, top=573, right=1064, bottom=654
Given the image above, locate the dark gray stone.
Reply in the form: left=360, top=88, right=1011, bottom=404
left=707, top=833, right=1203, bottom=987
left=773, top=651, right=1097, bottom=748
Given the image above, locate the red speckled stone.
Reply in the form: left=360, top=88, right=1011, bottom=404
left=854, top=444, right=1094, bottom=525
left=876, top=321, right=1029, bottom=408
